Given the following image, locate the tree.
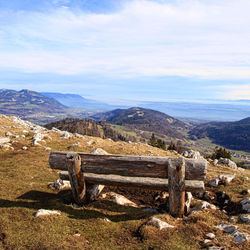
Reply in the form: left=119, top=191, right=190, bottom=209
left=149, top=133, right=157, bottom=147
left=211, top=147, right=231, bottom=160
left=168, top=141, right=177, bottom=151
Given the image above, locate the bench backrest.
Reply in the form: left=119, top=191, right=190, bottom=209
left=49, top=151, right=207, bottom=181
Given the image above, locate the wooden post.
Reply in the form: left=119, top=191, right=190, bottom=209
left=66, top=153, right=86, bottom=205
left=168, top=158, right=185, bottom=217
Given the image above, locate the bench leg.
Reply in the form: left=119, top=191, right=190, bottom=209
left=66, top=153, right=86, bottom=205
left=168, top=158, right=185, bottom=217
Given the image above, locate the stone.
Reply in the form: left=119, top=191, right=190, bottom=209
left=228, top=216, right=236, bottom=223
left=90, top=148, right=109, bottom=155
left=212, top=159, right=218, bottom=166
left=5, top=131, right=14, bottom=137
left=218, top=174, right=235, bottom=183
left=239, top=214, right=250, bottom=224
left=218, top=158, right=237, bottom=169
left=0, top=137, right=11, bottom=144
left=87, top=140, right=95, bottom=145
left=232, top=230, right=250, bottom=243
left=61, top=131, right=70, bottom=139
left=209, top=178, right=220, bottom=187
left=47, top=179, right=71, bottom=190
left=45, top=147, right=51, bottom=151
left=103, top=217, right=111, bottom=222
left=22, top=146, right=28, bottom=150
left=206, top=233, right=215, bottom=239
left=74, top=133, right=84, bottom=138
left=32, top=133, right=44, bottom=145
left=240, top=197, right=250, bottom=212
left=67, top=142, right=80, bottom=149
left=35, top=209, right=61, bottom=217
left=195, top=201, right=217, bottom=211
left=182, top=150, right=201, bottom=159
left=110, top=193, right=137, bottom=207
left=215, top=223, right=237, bottom=233
left=147, top=217, right=174, bottom=230
left=203, top=239, right=212, bottom=246
left=87, top=184, right=105, bottom=201
left=207, top=247, right=223, bottom=250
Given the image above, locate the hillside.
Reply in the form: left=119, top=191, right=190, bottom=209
left=0, top=114, right=249, bottom=249
left=189, top=117, right=250, bottom=152
left=0, top=89, right=86, bottom=124
left=91, top=107, right=189, bottom=139
left=45, top=117, right=137, bottom=142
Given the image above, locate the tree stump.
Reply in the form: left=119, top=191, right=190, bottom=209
left=168, top=158, right=185, bottom=217
left=66, top=153, right=86, bottom=205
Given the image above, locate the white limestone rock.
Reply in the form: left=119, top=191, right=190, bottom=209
left=185, top=192, right=193, bottom=214
left=0, top=137, right=11, bottom=144
left=47, top=179, right=71, bottom=190
left=87, top=139, right=95, bottom=145
left=194, top=201, right=217, bottom=211
left=206, top=233, right=216, bottom=239
left=147, top=217, right=174, bottom=230
left=215, top=223, right=237, bottom=233
left=61, top=131, right=71, bottom=139
left=232, top=230, right=250, bottom=243
left=110, top=193, right=137, bottom=207
left=22, top=146, right=28, bottom=150
left=90, top=148, right=109, bottom=155
left=35, top=209, right=61, bottom=217
left=218, top=158, right=237, bottom=169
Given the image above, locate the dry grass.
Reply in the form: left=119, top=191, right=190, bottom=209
left=0, top=114, right=249, bottom=249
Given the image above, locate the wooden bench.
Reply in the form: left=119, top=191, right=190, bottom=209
left=49, top=151, right=207, bottom=217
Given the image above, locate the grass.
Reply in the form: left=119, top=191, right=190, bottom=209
left=0, top=114, right=249, bottom=249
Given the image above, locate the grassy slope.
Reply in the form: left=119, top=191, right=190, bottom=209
left=0, top=115, right=249, bottom=249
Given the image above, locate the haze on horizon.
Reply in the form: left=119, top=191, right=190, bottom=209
left=0, top=0, right=250, bottom=104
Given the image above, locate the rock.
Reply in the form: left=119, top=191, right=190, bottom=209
left=32, top=133, right=44, bottom=145
left=90, top=148, right=109, bottom=155
left=218, top=158, right=237, bottom=169
left=110, top=193, right=137, bottom=207
left=215, top=223, right=237, bottom=233
left=239, top=214, right=250, bottom=224
left=87, top=140, right=95, bottom=145
left=240, top=197, right=250, bottom=212
left=232, top=230, right=250, bottom=243
left=72, top=203, right=82, bottom=208
left=209, top=178, right=220, bottom=187
left=23, top=130, right=29, bottom=134
left=0, top=137, right=11, bottom=144
left=182, top=150, right=201, bottom=159
left=203, top=239, right=212, bottom=246
left=87, top=184, right=105, bottom=201
left=61, top=131, right=70, bottom=139
left=5, top=131, right=14, bottom=137
left=218, top=174, right=235, bottom=183
left=103, top=217, right=111, bottom=222
left=22, top=146, right=28, bottom=150
left=238, top=167, right=245, bottom=171
left=206, top=233, right=215, bottom=239
left=74, top=133, right=84, bottom=138
left=147, top=217, right=174, bottom=230
left=194, top=201, right=217, bottom=211
left=45, top=147, right=51, bottom=151
left=241, top=189, right=250, bottom=195
left=0, top=143, right=14, bottom=151
left=67, top=142, right=80, bottom=149
left=47, top=179, right=71, bottom=190
left=212, top=159, right=218, bottom=166
left=35, top=209, right=61, bottom=217
left=185, top=192, right=192, bottom=214
left=229, top=216, right=236, bottom=223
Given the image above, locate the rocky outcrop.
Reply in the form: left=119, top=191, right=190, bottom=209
left=147, top=217, right=174, bottom=230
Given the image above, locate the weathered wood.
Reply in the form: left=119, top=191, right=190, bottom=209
left=50, top=151, right=206, bottom=180
left=168, top=158, right=185, bottom=218
left=59, top=171, right=204, bottom=192
left=66, top=153, right=86, bottom=205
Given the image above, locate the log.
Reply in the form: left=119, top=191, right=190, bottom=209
left=66, top=153, right=86, bottom=205
left=168, top=158, right=185, bottom=218
left=58, top=171, right=204, bottom=192
left=50, top=151, right=206, bottom=180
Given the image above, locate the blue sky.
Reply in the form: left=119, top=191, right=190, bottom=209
left=0, top=0, right=250, bottom=103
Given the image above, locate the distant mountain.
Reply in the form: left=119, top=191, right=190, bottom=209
left=189, top=117, right=250, bottom=152
left=139, top=101, right=250, bottom=121
left=41, top=92, right=126, bottom=112
left=0, top=89, right=88, bottom=124
left=91, top=107, right=189, bottom=139
left=0, top=89, right=67, bottom=115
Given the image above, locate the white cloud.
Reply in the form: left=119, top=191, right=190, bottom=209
left=218, top=84, right=250, bottom=100
left=0, top=0, right=250, bottom=79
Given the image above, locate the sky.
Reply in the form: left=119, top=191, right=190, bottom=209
left=0, top=0, right=250, bottom=104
